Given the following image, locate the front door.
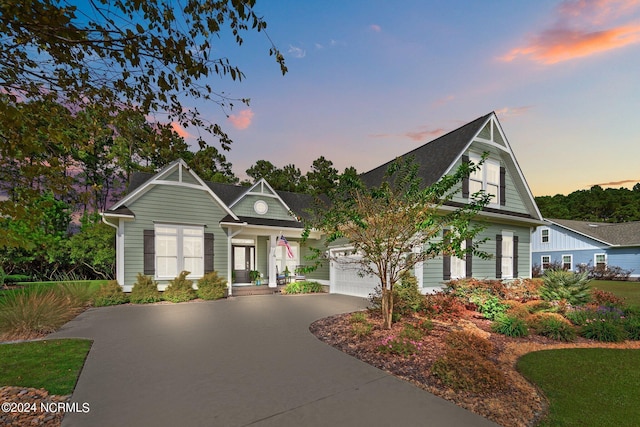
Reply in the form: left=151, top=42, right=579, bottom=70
left=233, top=246, right=255, bottom=283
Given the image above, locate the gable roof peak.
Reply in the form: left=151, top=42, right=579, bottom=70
left=360, top=112, right=494, bottom=188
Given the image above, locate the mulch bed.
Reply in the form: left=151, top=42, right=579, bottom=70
left=309, top=310, right=640, bottom=427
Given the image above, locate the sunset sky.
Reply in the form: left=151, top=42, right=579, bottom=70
left=173, top=0, right=640, bottom=197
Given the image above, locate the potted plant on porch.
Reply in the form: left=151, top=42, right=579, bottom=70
left=249, top=270, right=261, bottom=285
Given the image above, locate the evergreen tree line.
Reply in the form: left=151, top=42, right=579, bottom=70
left=535, top=184, right=640, bottom=223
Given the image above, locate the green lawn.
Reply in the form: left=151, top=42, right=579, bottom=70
left=0, top=339, right=92, bottom=395
left=590, top=280, right=640, bottom=306
left=517, top=348, right=640, bottom=427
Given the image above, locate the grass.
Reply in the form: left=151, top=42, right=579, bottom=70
left=0, top=339, right=92, bottom=395
left=517, top=348, right=640, bottom=426
left=0, top=281, right=101, bottom=340
left=590, top=280, right=640, bottom=307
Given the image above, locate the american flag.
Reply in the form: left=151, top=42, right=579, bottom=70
left=278, top=235, right=294, bottom=259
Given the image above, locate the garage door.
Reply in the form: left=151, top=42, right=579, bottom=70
left=330, top=253, right=379, bottom=298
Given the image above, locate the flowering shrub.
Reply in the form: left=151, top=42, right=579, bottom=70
left=590, top=289, right=625, bottom=308
left=377, top=324, right=425, bottom=356
left=422, top=292, right=466, bottom=321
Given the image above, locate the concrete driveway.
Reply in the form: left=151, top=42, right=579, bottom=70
left=50, top=294, right=497, bottom=426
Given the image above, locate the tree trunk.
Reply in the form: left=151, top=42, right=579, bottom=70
left=381, top=288, right=394, bottom=329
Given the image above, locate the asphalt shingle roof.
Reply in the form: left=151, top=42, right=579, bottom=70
left=360, top=112, right=492, bottom=187
left=549, top=218, right=640, bottom=246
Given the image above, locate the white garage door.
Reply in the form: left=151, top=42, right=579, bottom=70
left=330, top=253, right=379, bottom=298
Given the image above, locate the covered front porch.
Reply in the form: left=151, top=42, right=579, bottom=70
left=221, top=219, right=322, bottom=295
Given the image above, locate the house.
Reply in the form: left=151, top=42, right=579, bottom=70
left=102, top=111, right=544, bottom=296
left=531, top=219, right=640, bottom=279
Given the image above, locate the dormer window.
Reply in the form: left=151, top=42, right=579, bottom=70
left=467, top=154, right=502, bottom=206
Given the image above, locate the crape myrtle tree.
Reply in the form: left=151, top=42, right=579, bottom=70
left=303, top=156, right=492, bottom=329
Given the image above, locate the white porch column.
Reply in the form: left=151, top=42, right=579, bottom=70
left=268, top=234, right=278, bottom=287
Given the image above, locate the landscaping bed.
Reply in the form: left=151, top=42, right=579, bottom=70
left=310, top=309, right=640, bottom=427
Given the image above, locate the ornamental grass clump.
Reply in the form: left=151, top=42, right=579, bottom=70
left=93, top=280, right=129, bottom=306
left=491, top=313, right=529, bottom=337
left=527, top=313, right=576, bottom=342
left=130, top=273, right=162, bottom=304
left=196, top=271, right=228, bottom=300
left=0, top=286, right=73, bottom=339
left=163, top=271, right=196, bottom=303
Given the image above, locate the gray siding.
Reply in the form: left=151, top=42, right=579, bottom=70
left=300, top=239, right=330, bottom=281
left=232, top=194, right=293, bottom=220
left=421, top=222, right=532, bottom=289
left=450, top=142, right=530, bottom=215
left=123, top=183, right=229, bottom=287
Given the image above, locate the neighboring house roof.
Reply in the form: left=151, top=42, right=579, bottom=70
left=547, top=218, right=640, bottom=247
left=361, top=112, right=493, bottom=188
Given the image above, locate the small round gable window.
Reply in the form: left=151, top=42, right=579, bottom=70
left=254, top=200, right=268, bottom=215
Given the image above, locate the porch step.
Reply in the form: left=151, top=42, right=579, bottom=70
left=231, top=285, right=285, bottom=296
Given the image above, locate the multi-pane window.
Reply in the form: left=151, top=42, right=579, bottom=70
left=562, top=255, right=572, bottom=271
left=155, top=225, right=204, bottom=279
left=501, top=232, right=514, bottom=279
left=541, top=255, right=550, bottom=270
left=595, top=253, right=607, bottom=269
left=450, top=240, right=466, bottom=280
left=541, top=228, right=549, bottom=243
left=469, top=154, right=500, bottom=205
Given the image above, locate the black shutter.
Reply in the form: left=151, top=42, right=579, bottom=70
left=513, top=235, right=519, bottom=277
left=442, top=230, right=451, bottom=280
left=495, top=234, right=503, bottom=279
left=204, top=232, right=214, bottom=273
left=143, top=229, right=155, bottom=275
left=462, top=155, right=470, bottom=199
left=500, top=166, right=506, bottom=206
left=465, top=238, right=473, bottom=278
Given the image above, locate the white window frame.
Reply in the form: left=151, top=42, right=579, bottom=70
left=155, top=224, right=204, bottom=280
left=501, top=231, right=514, bottom=279
left=562, top=254, right=573, bottom=271
left=541, top=228, right=550, bottom=243
left=594, top=253, right=607, bottom=270
left=450, top=239, right=466, bottom=280
left=469, top=153, right=500, bottom=206
left=541, top=255, right=550, bottom=271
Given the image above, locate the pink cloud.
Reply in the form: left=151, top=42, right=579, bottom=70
left=171, top=121, right=193, bottom=139
left=369, top=128, right=444, bottom=142
left=494, top=106, right=533, bottom=117
left=593, top=178, right=640, bottom=186
left=228, top=109, right=254, bottom=130
left=500, top=0, right=640, bottom=64
left=404, top=128, right=445, bottom=142
left=370, top=24, right=382, bottom=33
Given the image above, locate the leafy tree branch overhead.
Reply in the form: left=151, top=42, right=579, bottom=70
left=0, top=0, right=287, bottom=150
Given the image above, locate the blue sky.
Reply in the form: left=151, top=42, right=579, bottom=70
left=172, top=0, right=640, bottom=196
